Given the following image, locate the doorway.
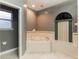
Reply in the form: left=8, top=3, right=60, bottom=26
left=55, top=12, right=72, bottom=42
left=0, top=4, right=19, bottom=59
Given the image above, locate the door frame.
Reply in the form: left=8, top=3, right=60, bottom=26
left=55, top=19, right=72, bottom=42
left=0, top=1, right=23, bottom=59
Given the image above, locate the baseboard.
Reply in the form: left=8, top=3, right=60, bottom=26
left=0, top=48, right=17, bottom=55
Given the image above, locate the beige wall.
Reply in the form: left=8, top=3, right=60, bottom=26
left=27, top=8, right=37, bottom=31
left=37, top=1, right=77, bottom=32
left=37, top=14, right=53, bottom=31
left=26, top=1, right=77, bottom=32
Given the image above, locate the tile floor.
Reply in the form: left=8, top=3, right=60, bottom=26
left=0, top=51, right=77, bottom=59
left=0, top=50, right=18, bottom=59
left=22, top=52, right=75, bottom=59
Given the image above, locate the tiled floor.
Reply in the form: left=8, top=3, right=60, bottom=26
left=22, top=52, right=75, bottom=59
left=0, top=50, right=19, bottom=59
left=0, top=52, right=77, bottom=59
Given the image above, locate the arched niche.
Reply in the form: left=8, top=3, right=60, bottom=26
left=55, top=12, right=72, bottom=42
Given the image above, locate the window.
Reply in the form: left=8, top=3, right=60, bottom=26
left=0, top=10, right=12, bottom=29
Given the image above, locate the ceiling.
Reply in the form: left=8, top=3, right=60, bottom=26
left=27, top=0, right=75, bottom=11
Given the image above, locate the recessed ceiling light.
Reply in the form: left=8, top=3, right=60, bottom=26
left=23, top=4, right=27, bottom=8
left=32, top=5, right=35, bottom=8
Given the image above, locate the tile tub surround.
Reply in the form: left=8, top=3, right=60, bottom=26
left=26, top=31, right=78, bottom=59
left=27, top=31, right=54, bottom=53
left=26, top=40, right=51, bottom=53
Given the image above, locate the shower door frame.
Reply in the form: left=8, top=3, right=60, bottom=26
left=0, top=1, right=23, bottom=59
left=55, top=19, right=72, bottom=42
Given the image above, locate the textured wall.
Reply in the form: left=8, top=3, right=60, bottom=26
left=37, top=1, right=77, bottom=32
left=27, top=8, right=37, bottom=31
left=37, top=14, right=53, bottom=31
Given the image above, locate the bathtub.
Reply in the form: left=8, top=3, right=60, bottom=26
left=27, top=31, right=54, bottom=53
left=26, top=31, right=77, bottom=58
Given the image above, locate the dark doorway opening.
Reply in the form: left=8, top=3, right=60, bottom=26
left=0, top=4, right=19, bottom=57
left=55, top=12, right=72, bottom=42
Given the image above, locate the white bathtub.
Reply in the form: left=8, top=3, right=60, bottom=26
left=27, top=31, right=54, bottom=53
left=26, top=31, right=77, bottom=59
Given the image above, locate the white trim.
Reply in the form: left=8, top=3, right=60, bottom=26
left=0, top=1, right=23, bottom=59
left=19, top=6, right=23, bottom=59
left=0, top=48, right=17, bottom=55
left=0, top=0, right=21, bottom=9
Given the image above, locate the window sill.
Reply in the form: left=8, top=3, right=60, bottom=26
left=0, top=28, right=14, bottom=31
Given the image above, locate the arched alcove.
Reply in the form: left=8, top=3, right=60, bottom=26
left=55, top=12, right=72, bottom=42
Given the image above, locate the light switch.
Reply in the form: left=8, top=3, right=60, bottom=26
left=75, top=23, right=78, bottom=26
left=2, top=41, right=7, bottom=45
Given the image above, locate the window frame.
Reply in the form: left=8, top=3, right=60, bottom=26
left=0, top=9, right=13, bottom=30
